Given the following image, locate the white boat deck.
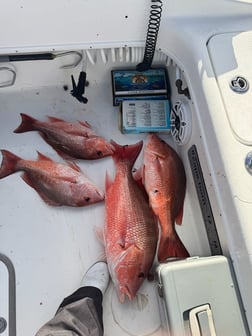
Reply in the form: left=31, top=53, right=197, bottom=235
left=0, top=57, right=207, bottom=335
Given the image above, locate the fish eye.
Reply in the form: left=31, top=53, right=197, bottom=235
left=138, top=272, right=145, bottom=278
left=97, top=151, right=102, bottom=156
left=85, top=197, right=90, bottom=202
left=153, top=189, right=159, bottom=194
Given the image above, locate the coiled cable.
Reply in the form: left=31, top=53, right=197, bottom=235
left=137, top=0, right=163, bottom=71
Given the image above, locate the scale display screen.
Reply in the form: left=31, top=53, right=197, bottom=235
left=111, top=68, right=170, bottom=105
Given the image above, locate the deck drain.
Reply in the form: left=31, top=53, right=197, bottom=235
left=229, top=76, right=249, bottom=93
left=0, top=317, right=7, bottom=333
left=245, top=151, right=252, bottom=175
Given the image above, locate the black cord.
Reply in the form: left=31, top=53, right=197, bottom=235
left=136, top=0, right=163, bottom=71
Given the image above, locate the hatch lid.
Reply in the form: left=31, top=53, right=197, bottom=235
left=208, top=31, right=252, bottom=145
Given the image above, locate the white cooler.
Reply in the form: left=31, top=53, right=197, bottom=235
left=157, top=256, right=248, bottom=336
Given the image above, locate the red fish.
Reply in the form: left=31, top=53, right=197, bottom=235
left=0, top=150, right=104, bottom=206
left=104, top=140, right=158, bottom=302
left=143, top=133, right=189, bottom=262
left=14, top=113, right=114, bottom=160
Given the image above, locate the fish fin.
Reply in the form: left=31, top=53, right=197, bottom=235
left=0, top=150, right=20, bottom=178
left=36, top=151, right=54, bottom=162
left=47, top=116, right=93, bottom=136
left=151, top=151, right=166, bottom=160
left=47, top=115, right=65, bottom=123
left=158, top=230, right=189, bottom=262
left=110, top=140, right=143, bottom=169
left=105, top=171, right=113, bottom=191
left=119, top=292, right=126, bottom=303
left=95, top=226, right=105, bottom=246
left=13, top=113, right=36, bottom=133
left=21, top=173, right=61, bottom=206
left=175, top=205, right=184, bottom=225
left=39, top=133, right=76, bottom=160
left=94, top=226, right=106, bottom=260
left=37, top=158, right=79, bottom=184
left=21, top=172, right=35, bottom=188
left=133, top=166, right=142, bottom=183
left=66, top=161, right=82, bottom=172
left=37, top=152, right=79, bottom=183
left=133, top=166, right=149, bottom=201
left=53, top=148, right=75, bottom=161
left=152, top=155, right=163, bottom=174
left=37, top=193, right=62, bottom=206
left=97, top=251, right=107, bottom=263
left=136, top=292, right=149, bottom=311
left=39, top=132, right=59, bottom=152
left=47, top=117, right=93, bottom=136
left=78, top=120, right=93, bottom=129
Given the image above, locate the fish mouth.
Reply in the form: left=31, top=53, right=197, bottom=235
left=81, top=188, right=104, bottom=205
left=97, top=142, right=115, bottom=157
left=147, top=133, right=157, bottom=142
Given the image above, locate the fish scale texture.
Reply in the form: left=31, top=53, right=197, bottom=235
left=14, top=113, right=114, bottom=160
left=143, top=133, right=189, bottom=261
left=106, top=172, right=155, bottom=250
left=0, top=150, right=104, bottom=207
left=104, top=142, right=158, bottom=302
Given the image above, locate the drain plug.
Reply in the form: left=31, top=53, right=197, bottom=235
left=245, top=152, right=252, bottom=175
left=230, top=76, right=249, bottom=93
left=0, top=317, right=7, bottom=333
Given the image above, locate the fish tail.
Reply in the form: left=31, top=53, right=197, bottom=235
left=14, top=113, right=36, bottom=133
left=111, top=140, right=143, bottom=169
left=0, top=150, right=20, bottom=178
left=158, top=231, right=189, bottom=262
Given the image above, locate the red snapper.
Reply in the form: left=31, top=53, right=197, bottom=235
left=104, top=140, right=158, bottom=302
left=143, top=133, right=189, bottom=262
left=14, top=113, right=114, bottom=160
left=0, top=150, right=104, bottom=207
